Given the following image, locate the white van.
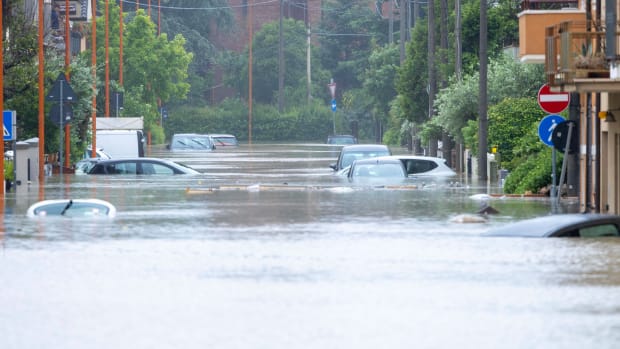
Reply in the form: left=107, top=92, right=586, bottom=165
left=95, top=130, right=145, bottom=158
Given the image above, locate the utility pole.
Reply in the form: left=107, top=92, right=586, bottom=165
left=105, top=0, right=110, bottom=118
left=478, top=0, right=488, bottom=181
left=428, top=0, right=437, bottom=156
left=388, top=0, right=393, bottom=44
left=307, top=27, right=311, bottom=104
left=399, top=0, right=406, bottom=63
left=37, top=0, right=45, bottom=184
left=248, top=0, right=253, bottom=144
left=278, top=0, right=284, bottom=112
left=91, top=0, right=97, bottom=158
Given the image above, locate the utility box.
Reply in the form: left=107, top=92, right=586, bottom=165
left=14, top=137, right=40, bottom=185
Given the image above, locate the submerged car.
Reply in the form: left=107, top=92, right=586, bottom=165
left=330, top=144, right=391, bottom=171
left=27, top=198, right=117, bottom=218
left=347, top=157, right=407, bottom=183
left=168, top=133, right=216, bottom=151
left=209, top=134, right=239, bottom=147
left=326, top=134, right=358, bottom=145
left=84, top=147, right=112, bottom=160
left=483, top=214, right=620, bottom=238
left=385, top=155, right=456, bottom=178
left=87, top=158, right=200, bottom=175
left=74, top=158, right=100, bottom=175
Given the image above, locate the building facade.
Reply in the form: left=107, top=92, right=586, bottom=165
left=520, top=0, right=620, bottom=213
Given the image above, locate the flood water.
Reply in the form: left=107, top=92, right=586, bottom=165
left=1, top=143, right=620, bottom=349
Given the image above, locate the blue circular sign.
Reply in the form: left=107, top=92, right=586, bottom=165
left=538, top=114, right=565, bottom=146
left=331, top=99, right=337, bottom=112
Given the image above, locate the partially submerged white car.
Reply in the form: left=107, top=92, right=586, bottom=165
left=385, top=155, right=456, bottom=178
left=27, top=199, right=117, bottom=218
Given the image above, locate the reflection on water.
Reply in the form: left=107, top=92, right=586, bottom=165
left=1, top=143, right=619, bottom=349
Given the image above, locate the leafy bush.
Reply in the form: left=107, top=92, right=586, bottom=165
left=4, top=160, right=14, bottom=182
left=503, top=149, right=561, bottom=194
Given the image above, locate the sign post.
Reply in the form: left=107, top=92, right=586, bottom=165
left=327, top=79, right=336, bottom=134
left=46, top=73, right=77, bottom=178
left=538, top=114, right=565, bottom=198
left=537, top=84, right=569, bottom=200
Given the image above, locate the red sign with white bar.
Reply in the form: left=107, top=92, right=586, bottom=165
left=537, top=84, right=570, bottom=114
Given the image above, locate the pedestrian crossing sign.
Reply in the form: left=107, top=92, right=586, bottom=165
left=3, top=110, right=16, bottom=141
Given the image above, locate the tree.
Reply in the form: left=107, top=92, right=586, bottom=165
left=362, top=44, right=399, bottom=135
left=318, top=0, right=387, bottom=94
left=223, top=18, right=329, bottom=106
left=395, top=21, right=429, bottom=125
left=434, top=54, right=545, bottom=146
left=157, top=0, right=234, bottom=106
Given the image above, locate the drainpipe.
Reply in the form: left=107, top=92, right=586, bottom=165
left=568, top=93, right=580, bottom=197
left=586, top=94, right=592, bottom=212
left=606, top=0, right=618, bottom=78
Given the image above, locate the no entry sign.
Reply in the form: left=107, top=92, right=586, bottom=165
left=538, top=84, right=570, bottom=114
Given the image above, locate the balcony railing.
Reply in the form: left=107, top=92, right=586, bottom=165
left=545, top=21, right=614, bottom=85
left=521, top=0, right=579, bottom=11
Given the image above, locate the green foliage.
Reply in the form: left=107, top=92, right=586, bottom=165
left=318, top=0, right=387, bottom=93
left=462, top=97, right=546, bottom=171
left=165, top=98, right=335, bottom=142
left=123, top=11, right=193, bottom=105
left=395, top=21, right=429, bottom=124
left=460, top=0, right=520, bottom=74
left=363, top=44, right=399, bottom=126
left=487, top=97, right=546, bottom=168
left=503, top=149, right=561, bottom=194
left=4, top=160, right=14, bottom=181
left=341, top=88, right=375, bottom=140
left=436, top=55, right=545, bottom=147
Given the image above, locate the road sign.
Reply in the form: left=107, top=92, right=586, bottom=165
left=328, top=81, right=336, bottom=99
left=46, top=72, right=77, bottom=102
left=49, top=103, right=73, bottom=127
left=537, top=83, right=570, bottom=114
left=552, top=120, right=578, bottom=154
left=331, top=99, right=337, bottom=112
left=538, top=114, right=565, bottom=146
left=3, top=110, right=16, bottom=141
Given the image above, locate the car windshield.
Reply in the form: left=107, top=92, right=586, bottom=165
left=353, top=164, right=405, bottom=177
left=328, top=136, right=356, bottom=145
left=31, top=201, right=113, bottom=217
left=341, top=150, right=390, bottom=168
left=171, top=135, right=213, bottom=150
left=211, top=136, right=238, bottom=146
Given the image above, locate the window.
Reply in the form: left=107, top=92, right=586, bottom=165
left=579, top=224, right=620, bottom=237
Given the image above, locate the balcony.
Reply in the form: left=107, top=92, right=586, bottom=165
left=518, top=0, right=584, bottom=63
left=545, top=20, right=620, bottom=92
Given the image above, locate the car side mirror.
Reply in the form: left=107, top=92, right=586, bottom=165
left=330, top=163, right=337, bottom=170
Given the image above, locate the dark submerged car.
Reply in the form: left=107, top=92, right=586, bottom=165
left=87, top=158, right=200, bottom=175
left=327, top=135, right=358, bottom=145
left=483, top=214, right=620, bottom=238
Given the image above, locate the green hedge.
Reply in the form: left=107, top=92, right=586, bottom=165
left=165, top=98, right=335, bottom=142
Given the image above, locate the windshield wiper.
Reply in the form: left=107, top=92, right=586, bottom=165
left=60, top=199, right=73, bottom=216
